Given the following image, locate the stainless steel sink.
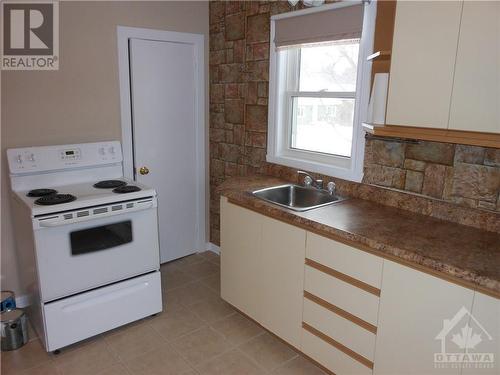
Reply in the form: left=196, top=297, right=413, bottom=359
left=252, top=184, right=347, bottom=212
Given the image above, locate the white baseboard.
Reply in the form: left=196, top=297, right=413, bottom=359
left=15, top=294, right=30, bottom=308
left=205, top=242, right=220, bottom=254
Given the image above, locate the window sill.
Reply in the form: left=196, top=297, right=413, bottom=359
left=266, top=153, right=363, bottom=182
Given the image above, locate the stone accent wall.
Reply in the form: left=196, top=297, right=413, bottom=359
left=364, top=138, right=500, bottom=211
left=209, top=1, right=296, bottom=244
left=209, top=1, right=500, bottom=244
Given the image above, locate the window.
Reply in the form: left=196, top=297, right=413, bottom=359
left=291, top=40, right=359, bottom=157
left=268, top=2, right=376, bottom=182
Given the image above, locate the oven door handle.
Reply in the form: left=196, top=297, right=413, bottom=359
left=37, top=201, right=154, bottom=228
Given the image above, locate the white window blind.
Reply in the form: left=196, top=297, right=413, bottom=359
left=274, top=4, right=364, bottom=49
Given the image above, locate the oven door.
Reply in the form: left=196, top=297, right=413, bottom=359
left=33, top=201, right=160, bottom=302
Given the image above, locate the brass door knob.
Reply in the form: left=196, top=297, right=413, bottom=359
left=139, top=166, right=150, bottom=175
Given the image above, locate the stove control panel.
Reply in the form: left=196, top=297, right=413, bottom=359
left=7, top=141, right=123, bottom=174
left=60, top=148, right=82, bottom=161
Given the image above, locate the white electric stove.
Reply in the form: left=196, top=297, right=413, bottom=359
left=7, top=141, right=162, bottom=352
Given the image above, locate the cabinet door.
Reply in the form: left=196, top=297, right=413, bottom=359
left=449, top=2, right=500, bottom=134
left=220, top=198, right=263, bottom=322
left=260, top=216, right=306, bottom=347
left=462, top=292, right=500, bottom=375
left=374, top=260, right=474, bottom=375
left=386, top=1, right=462, bottom=128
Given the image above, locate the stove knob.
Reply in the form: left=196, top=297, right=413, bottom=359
left=28, top=153, right=35, bottom=162
left=99, top=147, right=106, bottom=155
left=109, top=146, right=115, bottom=154
left=16, top=155, right=23, bottom=164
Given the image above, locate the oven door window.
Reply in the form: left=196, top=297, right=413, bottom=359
left=70, top=220, right=133, bottom=255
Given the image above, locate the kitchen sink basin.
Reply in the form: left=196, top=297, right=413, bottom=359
left=252, top=184, right=347, bottom=212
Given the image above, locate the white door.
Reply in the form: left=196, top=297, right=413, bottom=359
left=128, top=37, right=203, bottom=263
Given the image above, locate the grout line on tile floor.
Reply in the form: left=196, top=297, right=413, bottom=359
left=147, top=318, right=210, bottom=344
left=271, top=353, right=307, bottom=374
left=168, top=325, right=235, bottom=371
left=235, top=346, right=273, bottom=374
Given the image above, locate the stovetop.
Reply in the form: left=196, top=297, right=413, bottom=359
left=93, top=180, right=127, bottom=189
left=27, top=188, right=59, bottom=197
left=34, top=194, right=77, bottom=206
left=14, top=178, right=155, bottom=216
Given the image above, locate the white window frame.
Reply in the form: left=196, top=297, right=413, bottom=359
left=267, top=1, right=377, bottom=182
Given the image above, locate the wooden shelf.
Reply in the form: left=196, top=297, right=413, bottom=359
left=367, top=50, right=391, bottom=61
left=362, top=123, right=500, bottom=148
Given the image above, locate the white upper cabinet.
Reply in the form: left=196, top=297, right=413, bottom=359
left=449, top=1, right=500, bottom=134
left=386, top=1, right=462, bottom=129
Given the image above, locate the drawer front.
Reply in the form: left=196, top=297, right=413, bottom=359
left=301, top=327, right=373, bottom=375
left=44, top=272, right=162, bottom=351
left=304, top=265, right=380, bottom=326
left=306, top=232, right=383, bottom=288
left=303, top=296, right=376, bottom=361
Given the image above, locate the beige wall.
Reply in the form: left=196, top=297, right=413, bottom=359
left=1, top=1, right=209, bottom=296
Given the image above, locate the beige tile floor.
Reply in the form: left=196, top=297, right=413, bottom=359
left=1, top=252, right=326, bottom=375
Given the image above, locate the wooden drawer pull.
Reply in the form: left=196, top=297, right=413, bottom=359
left=302, top=322, right=374, bottom=370
left=304, top=291, right=377, bottom=334
left=305, top=258, right=381, bottom=297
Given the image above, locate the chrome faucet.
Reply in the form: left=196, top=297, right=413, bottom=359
left=326, top=181, right=336, bottom=196
left=298, top=171, right=323, bottom=190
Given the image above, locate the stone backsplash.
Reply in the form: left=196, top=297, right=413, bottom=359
left=208, top=1, right=500, bottom=245
left=364, top=137, right=500, bottom=212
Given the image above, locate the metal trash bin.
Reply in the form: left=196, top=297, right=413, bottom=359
left=1, top=309, right=28, bottom=351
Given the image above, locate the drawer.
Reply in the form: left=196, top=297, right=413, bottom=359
left=306, top=232, right=383, bottom=288
left=304, top=265, right=380, bottom=326
left=44, top=271, right=162, bottom=351
left=303, top=295, right=376, bottom=361
left=301, top=326, right=373, bottom=375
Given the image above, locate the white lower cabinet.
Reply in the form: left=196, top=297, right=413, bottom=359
left=220, top=198, right=305, bottom=347
left=373, top=261, right=475, bottom=375
left=260, top=215, right=305, bottom=347
left=306, top=232, right=383, bottom=288
left=304, top=265, right=380, bottom=327
left=301, top=232, right=382, bottom=374
left=220, top=198, right=263, bottom=322
left=462, top=292, right=500, bottom=375
left=303, top=297, right=377, bottom=363
left=220, top=198, right=499, bottom=375
left=302, top=328, right=373, bottom=375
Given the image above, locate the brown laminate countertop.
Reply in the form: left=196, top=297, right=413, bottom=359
left=217, top=176, right=500, bottom=297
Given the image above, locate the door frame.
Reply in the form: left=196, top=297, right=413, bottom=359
left=117, top=26, right=206, bottom=252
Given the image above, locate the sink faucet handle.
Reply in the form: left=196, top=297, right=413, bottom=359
left=298, top=170, right=322, bottom=189
left=327, top=181, right=336, bottom=195
left=303, top=175, right=313, bottom=187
